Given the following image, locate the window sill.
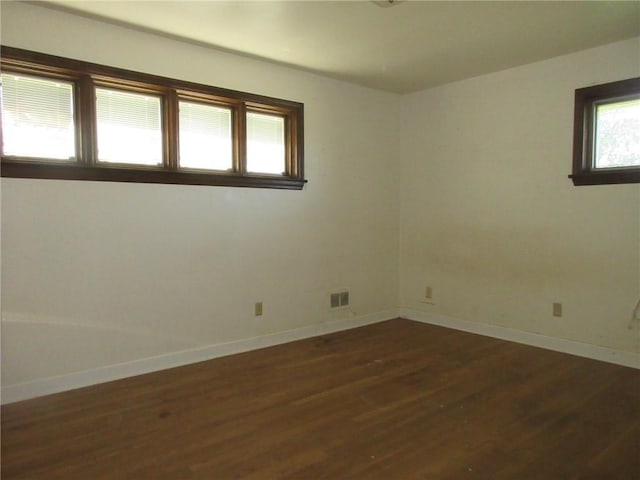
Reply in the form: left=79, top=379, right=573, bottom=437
left=1, top=160, right=306, bottom=190
left=569, top=170, right=640, bottom=186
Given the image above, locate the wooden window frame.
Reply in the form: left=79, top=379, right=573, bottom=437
left=0, top=46, right=305, bottom=190
left=570, top=76, right=640, bottom=186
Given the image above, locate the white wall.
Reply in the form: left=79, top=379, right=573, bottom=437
left=398, top=37, right=640, bottom=354
left=0, top=2, right=400, bottom=387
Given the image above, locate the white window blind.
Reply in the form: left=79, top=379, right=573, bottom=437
left=179, top=101, right=232, bottom=171
left=0, top=73, right=75, bottom=160
left=246, top=112, right=285, bottom=174
left=96, top=88, right=162, bottom=165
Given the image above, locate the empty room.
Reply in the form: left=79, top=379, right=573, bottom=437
left=1, top=1, right=639, bottom=478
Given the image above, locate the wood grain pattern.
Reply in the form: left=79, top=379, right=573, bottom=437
left=2, top=318, right=639, bottom=479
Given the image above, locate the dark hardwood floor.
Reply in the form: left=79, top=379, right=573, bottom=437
left=2, top=318, right=639, bottom=479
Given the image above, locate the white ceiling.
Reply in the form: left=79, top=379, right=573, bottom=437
left=41, top=0, right=640, bottom=93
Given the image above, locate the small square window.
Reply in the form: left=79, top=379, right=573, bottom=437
left=571, top=77, right=640, bottom=185
left=96, top=88, right=162, bottom=166
left=246, top=112, right=285, bottom=175
left=179, top=100, right=232, bottom=171
left=593, top=97, right=640, bottom=170
left=0, top=73, right=75, bottom=160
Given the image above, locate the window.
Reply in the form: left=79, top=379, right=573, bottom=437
left=1, top=73, right=75, bottom=160
left=0, top=47, right=305, bottom=189
left=571, top=77, right=640, bottom=186
left=246, top=111, right=285, bottom=174
left=95, top=88, right=163, bottom=166
left=178, top=100, right=233, bottom=171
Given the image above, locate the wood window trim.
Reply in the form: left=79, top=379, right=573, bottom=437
left=0, top=46, right=305, bottom=190
left=570, top=76, right=640, bottom=186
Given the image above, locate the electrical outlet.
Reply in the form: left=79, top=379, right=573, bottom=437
left=553, top=302, right=562, bottom=317
left=255, top=302, right=263, bottom=316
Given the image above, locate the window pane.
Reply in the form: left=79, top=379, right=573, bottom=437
left=594, top=98, right=640, bottom=169
left=96, top=88, right=162, bottom=165
left=1, top=73, right=75, bottom=160
left=179, top=101, right=232, bottom=170
left=246, top=112, right=285, bottom=174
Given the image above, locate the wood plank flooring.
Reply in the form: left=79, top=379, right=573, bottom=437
left=2, top=318, right=639, bottom=479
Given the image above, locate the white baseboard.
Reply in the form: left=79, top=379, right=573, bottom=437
left=400, top=308, right=640, bottom=370
left=1, top=309, right=397, bottom=404
left=4, top=308, right=637, bottom=404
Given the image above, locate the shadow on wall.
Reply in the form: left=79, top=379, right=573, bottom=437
left=1, top=316, right=196, bottom=386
